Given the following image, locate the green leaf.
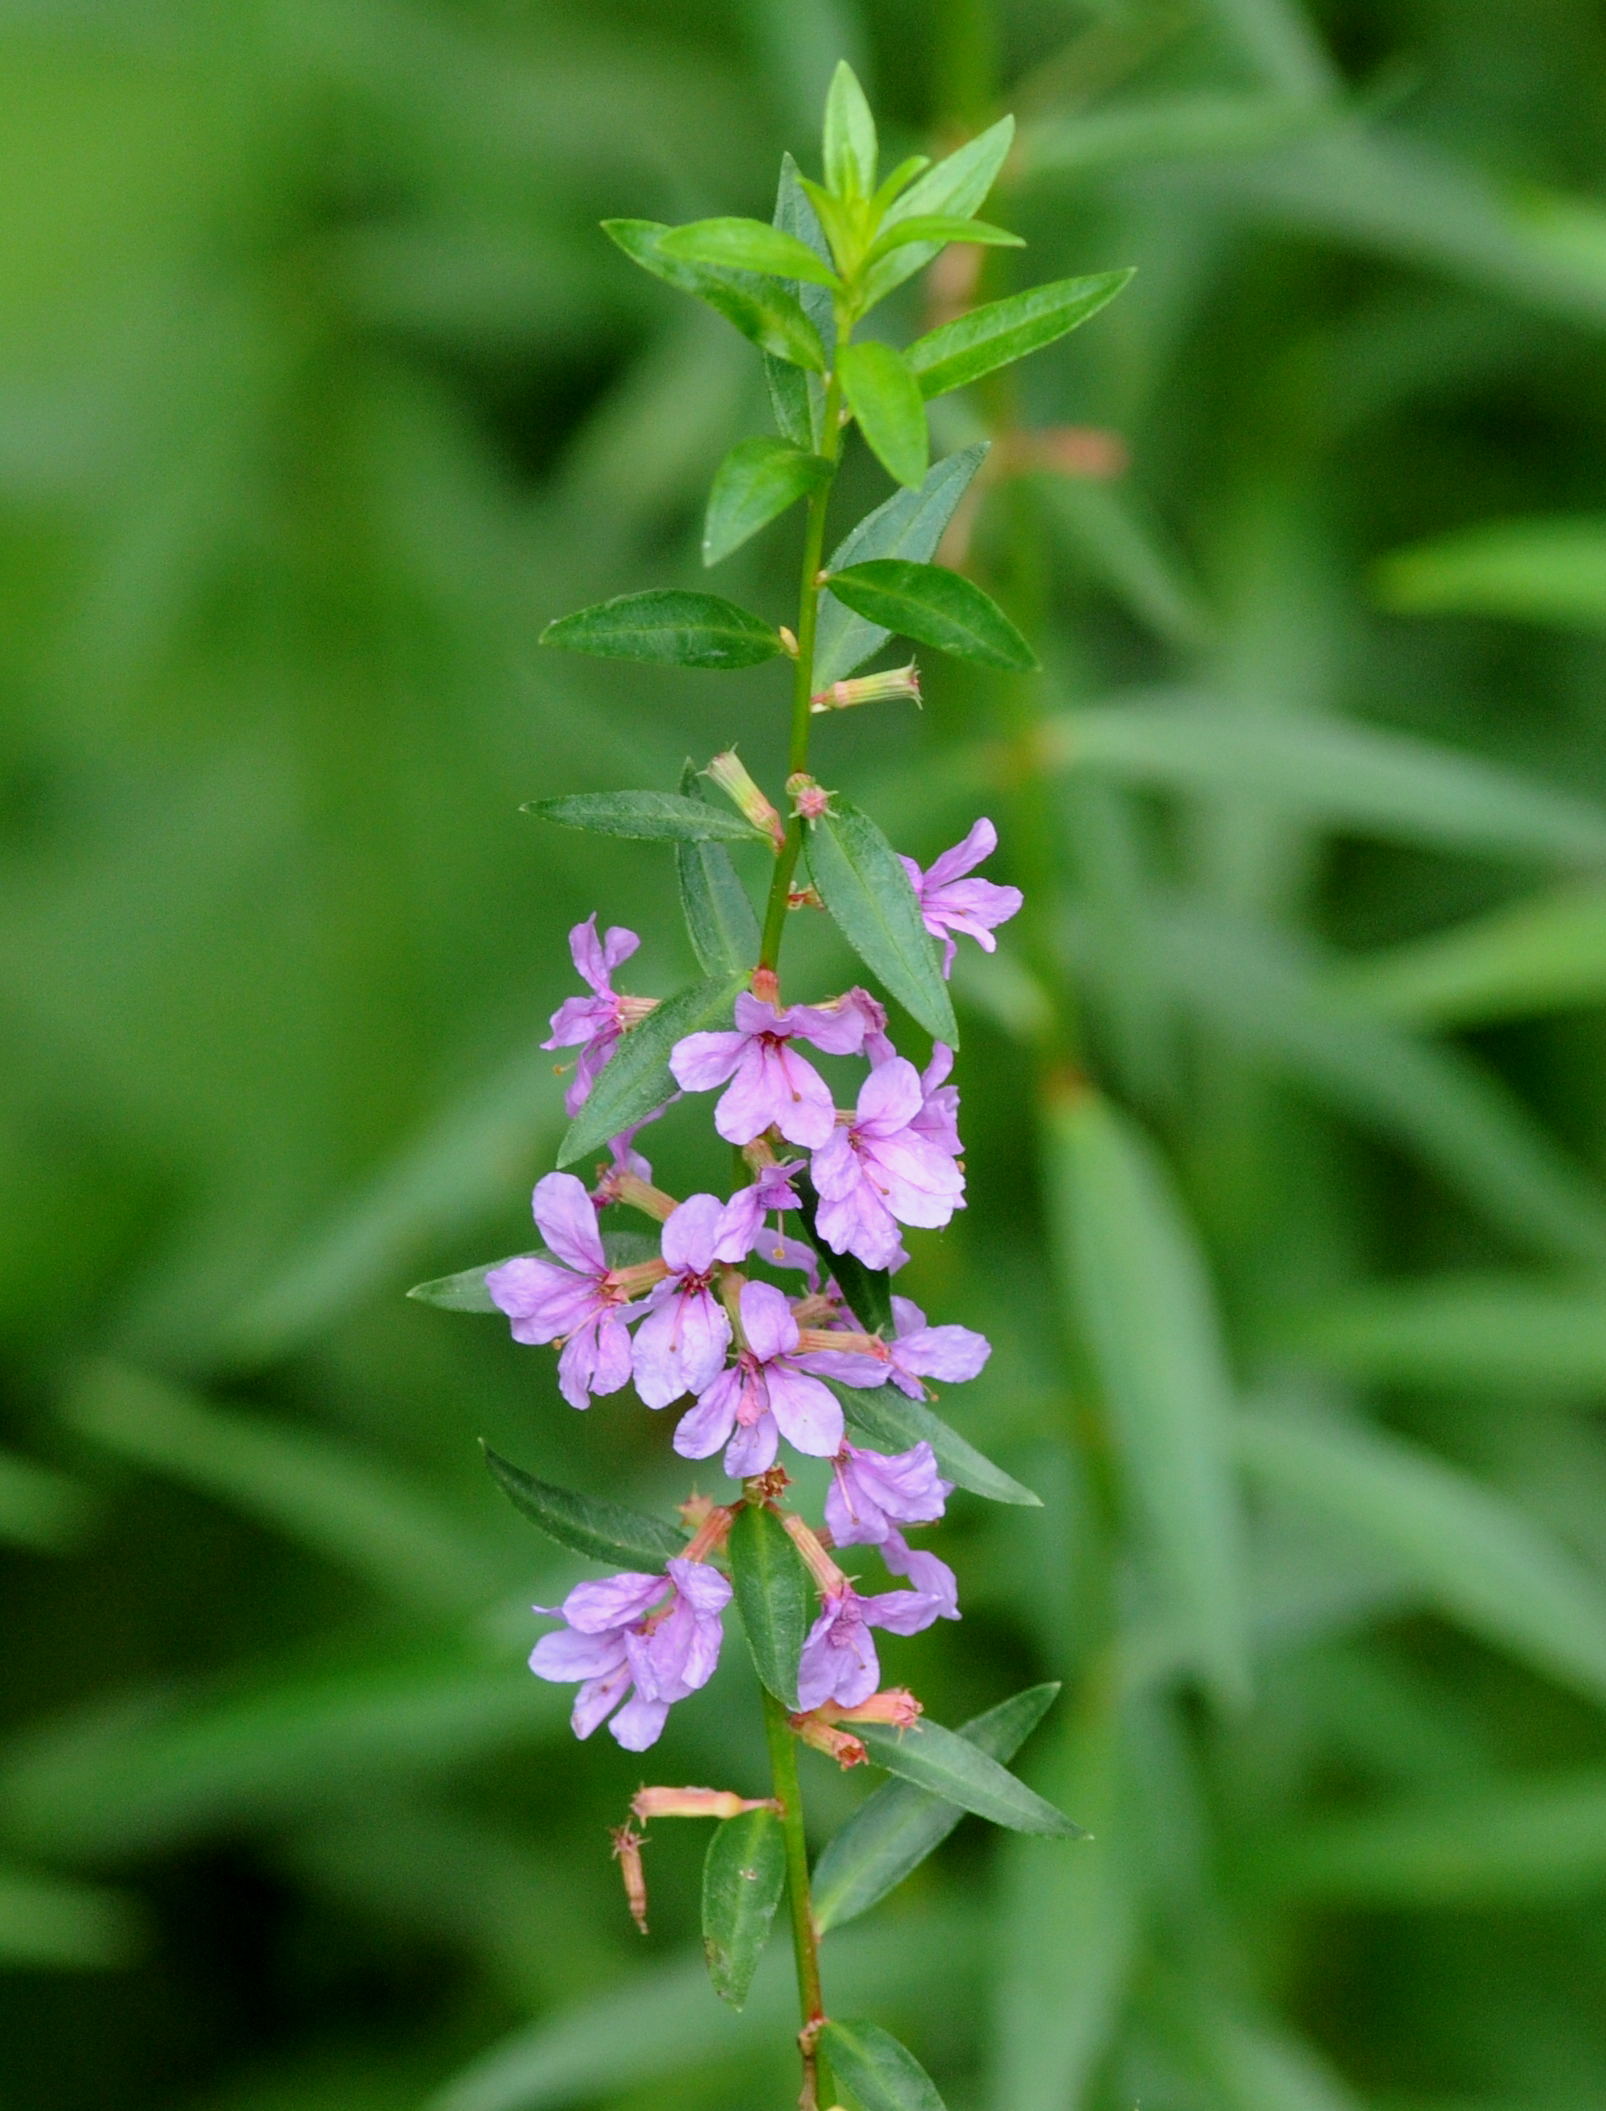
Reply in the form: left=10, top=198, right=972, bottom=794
left=814, top=446, right=989, bottom=685
left=541, top=591, right=782, bottom=670
left=657, top=217, right=841, bottom=289
left=872, top=155, right=931, bottom=216
left=862, top=115, right=1015, bottom=307
left=832, top=1384, right=1040, bottom=1508
left=1046, top=1089, right=1251, bottom=1710
left=0, top=1864, right=142, bottom=1970
left=827, top=560, right=1036, bottom=671
left=764, top=157, right=834, bottom=447
left=407, top=1262, right=511, bottom=1313
left=676, top=763, right=760, bottom=977
left=702, top=437, right=831, bottom=567
left=866, top=215, right=1023, bottom=261
left=0, top=1447, right=93, bottom=1554
left=559, top=974, right=746, bottom=1168
left=791, top=1175, right=894, bottom=1337
left=482, top=1447, right=685, bottom=1571
left=523, top=791, right=762, bottom=843
left=823, top=60, right=878, bottom=200
left=701, top=1809, right=786, bottom=2007
left=1329, top=879, right=1606, bottom=1027
left=1286, top=1273, right=1606, bottom=1395
left=1378, top=515, right=1606, bottom=632
left=1237, top=1409, right=1606, bottom=1708
left=803, top=798, right=957, bottom=1043
left=814, top=1684, right=1060, bottom=1930
left=855, top=1718, right=1085, bottom=1837
left=727, top=1502, right=809, bottom=1708
left=906, top=271, right=1135, bottom=399
left=603, top=219, right=827, bottom=372
left=838, top=340, right=929, bottom=489
left=822, top=2020, right=948, bottom=2111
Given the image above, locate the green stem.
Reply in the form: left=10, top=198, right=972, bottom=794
left=762, top=1685, right=834, bottom=2107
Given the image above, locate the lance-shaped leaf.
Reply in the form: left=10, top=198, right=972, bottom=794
left=603, top=219, right=826, bottom=372
left=831, top=1383, right=1040, bottom=1508
left=826, top=560, right=1036, bottom=672
left=823, top=60, right=877, bottom=200
left=701, top=1808, right=786, bottom=2007
left=482, top=1448, right=686, bottom=1571
left=862, top=115, right=1015, bottom=308
left=542, top=591, right=782, bottom=670
left=814, top=1684, right=1060, bottom=1930
left=822, top=2021, right=948, bottom=2111
left=866, top=215, right=1023, bottom=262
left=703, top=437, right=831, bottom=568
left=657, top=217, right=842, bottom=289
left=676, top=763, right=760, bottom=977
left=907, top=271, right=1135, bottom=400
left=855, top=1717, right=1085, bottom=1837
left=727, top=1502, right=809, bottom=1708
left=838, top=341, right=928, bottom=490
left=814, top=447, right=988, bottom=685
left=765, top=158, right=834, bottom=448
left=792, top=1174, right=894, bottom=1336
left=409, top=1231, right=661, bottom=1314
left=804, top=800, right=957, bottom=1044
left=558, top=974, right=745, bottom=1167
left=523, top=792, right=763, bottom=844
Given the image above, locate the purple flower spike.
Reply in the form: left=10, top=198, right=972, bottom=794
left=880, top=1528, right=960, bottom=1620
left=910, top=1044, right=961, bottom=1160
left=673, top=1279, right=844, bottom=1478
left=631, top=1194, right=748, bottom=1410
left=487, top=1171, right=648, bottom=1410
left=722, top=1157, right=805, bottom=1258
left=529, top=1556, right=732, bottom=1751
left=826, top=1439, right=951, bottom=1546
left=899, top=819, right=1022, bottom=977
left=887, top=1295, right=990, bottom=1401
left=543, top=917, right=643, bottom=1117
left=796, top=1579, right=946, bottom=1712
left=669, top=991, right=866, bottom=1150
left=810, top=1058, right=966, bottom=1270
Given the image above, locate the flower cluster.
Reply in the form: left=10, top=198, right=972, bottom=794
left=493, top=821, right=1017, bottom=1748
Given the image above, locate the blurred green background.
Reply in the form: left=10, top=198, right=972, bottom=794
left=7, top=2, right=1606, bottom=2107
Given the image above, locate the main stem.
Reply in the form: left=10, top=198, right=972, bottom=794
left=763, top=1685, right=834, bottom=2107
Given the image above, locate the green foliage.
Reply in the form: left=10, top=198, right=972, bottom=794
left=727, top=1503, right=809, bottom=1710
left=907, top=273, right=1135, bottom=398
left=482, top=1448, right=687, bottom=1572
left=603, top=218, right=829, bottom=370
left=803, top=798, right=958, bottom=1042
left=557, top=975, right=745, bottom=1167
left=701, top=1809, right=787, bottom=2007
left=855, top=1717, right=1083, bottom=1837
left=821, top=2017, right=948, bottom=2111
left=541, top=591, right=783, bottom=669
left=827, top=559, right=1037, bottom=670
left=831, top=1382, right=1041, bottom=1507
left=838, top=340, right=930, bottom=488
left=702, top=437, right=831, bottom=567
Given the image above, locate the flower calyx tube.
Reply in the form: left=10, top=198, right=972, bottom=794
left=810, top=662, right=921, bottom=714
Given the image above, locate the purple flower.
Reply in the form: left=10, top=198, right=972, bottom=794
left=669, top=992, right=866, bottom=1150
left=887, top=1295, right=990, bottom=1401
left=899, top=819, right=1022, bottom=976
left=910, top=1044, right=961, bottom=1159
left=631, top=1194, right=747, bottom=1410
left=880, top=1528, right=960, bottom=1620
left=826, top=1439, right=950, bottom=1546
left=721, top=1158, right=804, bottom=1258
left=543, top=917, right=643, bottom=1116
left=487, top=1171, right=647, bottom=1410
left=810, top=1058, right=966, bottom=1270
left=673, top=1279, right=844, bottom=1477
left=843, top=986, right=897, bottom=1065
left=529, top=1557, right=733, bottom=1751
left=796, top=1579, right=946, bottom=1711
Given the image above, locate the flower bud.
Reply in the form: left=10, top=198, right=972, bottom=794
left=786, top=774, right=834, bottom=821
left=610, top=1823, right=649, bottom=1934
left=810, top=662, right=921, bottom=714
left=781, top=1510, right=848, bottom=1595
left=705, top=751, right=786, bottom=849
left=788, top=1712, right=868, bottom=1767
left=825, top=1687, right=924, bottom=1729
left=630, top=1786, right=781, bottom=1822
left=595, top=1166, right=679, bottom=1220
left=682, top=1501, right=737, bottom=1563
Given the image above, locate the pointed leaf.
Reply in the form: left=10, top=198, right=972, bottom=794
left=907, top=271, right=1135, bottom=399
left=838, top=341, right=928, bottom=489
left=604, top=219, right=827, bottom=372
left=831, top=1383, right=1040, bottom=1508
left=827, top=560, right=1035, bottom=671
left=701, top=1809, right=786, bottom=2007
left=409, top=1232, right=659, bottom=1316
left=855, top=1718, right=1084, bottom=1837
left=559, top=975, right=745, bottom=1167
left=866, top=215, right=1023, bottom=261
left=792, top=1175, right=894, bottom=1337
left=524, top=792, right=762, bottom=844
left=803, top=799, right=957, bottom=1043
left=703, top=437, right=831, bottom=567
left=765, top=158, right=834, bottom=446
left=862, top=115, right=1015, bottom=307
left=814, top=447, right=989, bottom=685
left=727, top=1502, right=809, bottom=1709
left=823, top=61, right=878, bottom=200
left=676, top=763, right=760, bottom=977
left=541, top=591, right=782, bottom=670
left=814, top=1684, right=1060, bottom=1930
left=657, top=217, right=841, bottom=289
left=823, top=2020, right=948, bottom=2111
left=1330, top=879, right=1606, bottom=1027
left=1378, top=515, right=1606, bottom=631
left=1288, top=1273, right=1606, bottom=1395
left=482, top=1448, right=686, bottom=1570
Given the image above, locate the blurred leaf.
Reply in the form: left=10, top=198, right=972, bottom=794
left=727, top=1501, right=808, bottom=1709
left=1378, top=517, right=1606, bottom=631
left=0, top=1864, right=142, bottom=1971
left=1286, top=1275, right=1606, bottom=1395
left=822, top=2019, right=947, bottom=2111
left=838, top=341, right=929, bottom=489
left=483, top=1448, right=685, bottom=1571
left=702, top=437, right=830, bottom=567
left=0, top=1446, right=95, bottom=1553
left=863, top=117, right=1014, bottom=307
left=1238, top=1410, right=1606, bottom=1708
left=1040, top=479, right=1214, bottom=650
left=823, top=60, right=877, bottom=201
left=1331, top=880, right=1606, bottom=1027
left=907, top=272, right=1135, bottom=400
left=701, top=1807, right=786, bottom=2007
left=813, top=445, right=989, bottom=684
left=658, top=218, right=841, bottom=288
left=832, top=1383, right=1040, bottom=1508
left=523, top=791, right=762, bottom=844
left=815, top=1683, right=1059, bottom=1931
left=541, top=590, right=782, bottom=669
left=605, top=219, right=829, bottom=369
left=558, top=974, right=745, bottom=1168
left=829, top=560, right=1035, bottom=671
left=804, top=798, right=958, bottom=1041
left=855, top=1718, right=1085, bottom=1837
left=1047, top=1088, right=1252, bottom=1710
